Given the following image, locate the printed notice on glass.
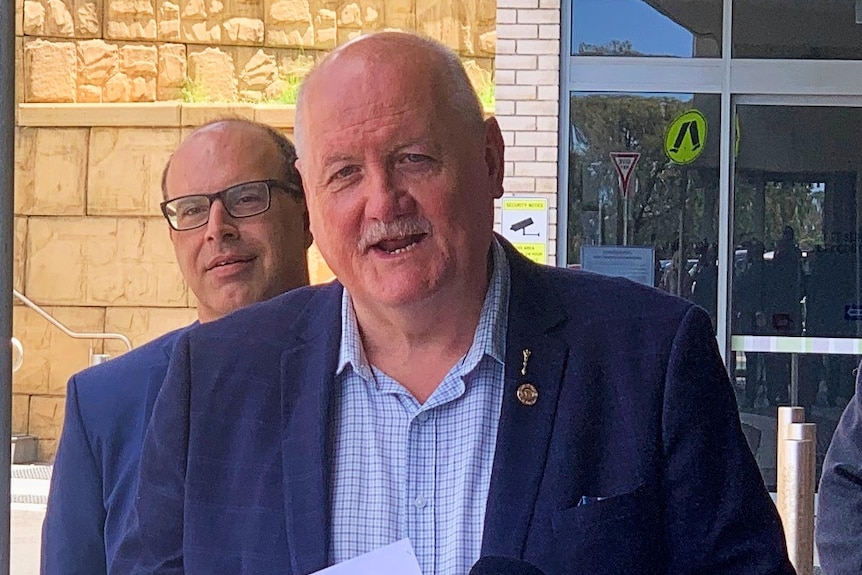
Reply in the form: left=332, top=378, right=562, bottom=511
left=580, top=245, right=655, bottom=287
left=311, top=539, right=423, bottom=575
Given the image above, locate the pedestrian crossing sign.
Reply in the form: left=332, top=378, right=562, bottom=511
left=665, top=109, right=707, bottom=165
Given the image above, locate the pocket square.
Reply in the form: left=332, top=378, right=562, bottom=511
left=578, top=495, right=609, bottom=506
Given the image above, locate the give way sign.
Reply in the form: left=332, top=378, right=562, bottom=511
left=610, top=151, right=640, bottom=198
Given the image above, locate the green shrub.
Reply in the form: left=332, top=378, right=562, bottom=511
left=272, top=74, right=303, bottom=105
left=181, top=77, right=209, bottom=103
left=478, top=83, right=495, bottom=108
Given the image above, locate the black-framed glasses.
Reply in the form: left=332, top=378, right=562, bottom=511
left=160, top=179, right=301, bottom=231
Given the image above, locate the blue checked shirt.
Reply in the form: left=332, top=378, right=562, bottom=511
left=330, top=239, right=510, bottom=575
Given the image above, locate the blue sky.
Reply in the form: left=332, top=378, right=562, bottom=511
left=571, top=0, right=695, bottom=57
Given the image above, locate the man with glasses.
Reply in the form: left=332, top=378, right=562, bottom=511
left=41, top=118, right=312, bottom=575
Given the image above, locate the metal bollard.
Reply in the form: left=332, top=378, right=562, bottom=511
left=89, top=351, right=111, bottom=366
left=776, top=407, right=816, bottom=575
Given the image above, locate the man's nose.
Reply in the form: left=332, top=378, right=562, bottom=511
left=363, top=166, right=414, bottom=221
left=204, top=199, right=239, bottom=241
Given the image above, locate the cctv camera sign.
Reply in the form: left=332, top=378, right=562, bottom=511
left=500, top=196, right=549, bottom=265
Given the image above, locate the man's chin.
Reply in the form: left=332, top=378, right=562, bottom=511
left=356, top=281, right=438, bottom=309
left=207, top=290, right=261, bottom=320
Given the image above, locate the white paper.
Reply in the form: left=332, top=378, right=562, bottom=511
left=312, top=539, right=423, bottom=575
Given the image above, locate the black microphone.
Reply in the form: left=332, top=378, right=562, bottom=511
left=468, top=556, right=547, bottom=575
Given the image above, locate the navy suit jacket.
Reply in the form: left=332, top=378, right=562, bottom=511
left=118, top=244, right=793, bottom=575
left=42, top=326, right=191, bottom=575
left=816, top=359, right=862, bottom=574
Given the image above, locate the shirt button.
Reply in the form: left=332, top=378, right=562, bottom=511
left=414, top=496, right=427, bottom=509
left=416, top=412, right=430, bottom=424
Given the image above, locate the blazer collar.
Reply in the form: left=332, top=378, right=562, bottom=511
left=143, top=324, right=197, bottom=425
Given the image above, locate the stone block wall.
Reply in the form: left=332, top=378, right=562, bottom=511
left=11, top=0, right=571, bottom=461
left=16, top=0, right=498, bottom=105
left=12, top=103, right=336, bottom=460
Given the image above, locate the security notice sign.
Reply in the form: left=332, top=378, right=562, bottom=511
left=500, top=197, right=549, bottom=264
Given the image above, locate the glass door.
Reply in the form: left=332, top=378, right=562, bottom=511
left=730, top=100, right=862, bottom=488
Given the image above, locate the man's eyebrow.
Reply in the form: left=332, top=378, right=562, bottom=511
left=393, top=138, right=440, bottom=154
left=318, top=139, right=440, bottom=170
left=322, top=154, right=357, bottom=170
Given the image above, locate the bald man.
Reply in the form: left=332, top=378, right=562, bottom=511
left=117, top=33, right=792, bottom=575
left=42, top=119, right=311, bottom=575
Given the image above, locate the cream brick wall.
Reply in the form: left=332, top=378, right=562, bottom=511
left=495, top=0, right=559, bottom=263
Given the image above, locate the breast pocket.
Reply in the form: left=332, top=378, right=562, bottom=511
left=550, top=484, right=663, bottom=575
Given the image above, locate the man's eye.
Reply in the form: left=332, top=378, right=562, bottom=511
left=235, top=193, right=264, bottom=205
left=328, top=165, right=360, bottom=184
left=180, top=204, right=205, bottom=217
left=398, top=154, right=435, bottom=169
left=404, top=154, right=429, bottom=163
left=335, top=166, right=358, bottom=179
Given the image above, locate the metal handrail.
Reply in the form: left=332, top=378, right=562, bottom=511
left=12, top=289, right=133, bottom=352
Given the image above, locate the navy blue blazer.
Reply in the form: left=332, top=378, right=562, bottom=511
left=42, top=326, right=191, bottom=575
left=117, top=244, right=792, bottom=575
left=815, top=359, right=862, bottom=574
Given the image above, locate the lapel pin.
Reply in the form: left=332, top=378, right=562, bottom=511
left=517, top=383, right=538, bottom=406
left=520, top=349, right=531, bottom=376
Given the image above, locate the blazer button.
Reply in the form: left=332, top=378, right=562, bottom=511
left=517, top=383, right=538, bottom=406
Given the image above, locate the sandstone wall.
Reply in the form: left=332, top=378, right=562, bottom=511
left=13, top=0, right=499, bottom=461
left=16, top=0, right=496, bottom=105
left=13, top=103, right=337, bottom=461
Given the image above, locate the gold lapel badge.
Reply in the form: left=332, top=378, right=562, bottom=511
left=517, top=383, right=538, bottom=406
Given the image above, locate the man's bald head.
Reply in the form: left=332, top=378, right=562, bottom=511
left=162, top=118, right=301, bottom=201
left=293, top=31, right=485, bottom=158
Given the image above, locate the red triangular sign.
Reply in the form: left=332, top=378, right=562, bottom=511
left=610, top=152, right=640, bottom=198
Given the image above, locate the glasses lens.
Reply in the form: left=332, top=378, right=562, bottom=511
left=167, top=196, right=210, bottom=230
left=225, top=182, right=270, bottom=218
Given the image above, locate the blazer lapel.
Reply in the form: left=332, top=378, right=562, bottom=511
left=280, top=286, right=342, bottom=575
left=482, top=242, right=569, bottom=558
left=143, top=326, right=193, bottom=425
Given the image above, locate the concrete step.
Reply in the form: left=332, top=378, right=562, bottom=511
left=11, top=436, right=38, bottom=465
left=11, top=464, right=51, bottom=506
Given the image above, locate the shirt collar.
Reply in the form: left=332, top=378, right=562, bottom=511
left=336, top=237, right=510, bottom=380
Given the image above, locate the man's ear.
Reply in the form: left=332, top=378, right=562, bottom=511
left=295, top=158, right=313, bottom=249
left=483, top=117, right=505, bottom=199
left=303, top=207, right=313, bottom=250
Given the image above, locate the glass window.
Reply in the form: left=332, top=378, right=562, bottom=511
left=733, top=0, right=862, bottom=59
left=572, top=0, right=723, bottom=57
left=567, top=92, right=721, bottom=327
left=731, top=104, right=862, bottom=489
